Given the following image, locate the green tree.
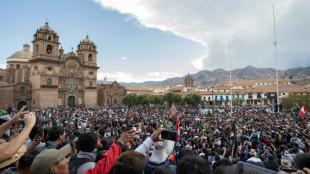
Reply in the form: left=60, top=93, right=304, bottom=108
left=281, top=97, right=294, bottom=110
left=232, top=98, right=244, bottom=106
left=121, top=93, right=138, bottom=107
left=281, top=95, right=310, bottom=110
left=137, top=94, right=151, bottom=105
left=232, top=98, right=238, bottom=106
left=289, top=75, right=293, bottom=79
left=184, top=93, right=202, bottom=106
left=151, top=95, right=164, bottom=105
left=163, top=92, right=183, bottom=106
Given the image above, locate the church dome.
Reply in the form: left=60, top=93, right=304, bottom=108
left=82, top=35, right=91, bottom=43
left=7, top=44, right=32, bottom=63
left=39, top=22, right=53, bottom=32
left=80, top=35, right=95, bottom=45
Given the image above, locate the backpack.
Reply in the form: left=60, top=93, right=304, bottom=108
left=69, top=153, right=94, bottom=174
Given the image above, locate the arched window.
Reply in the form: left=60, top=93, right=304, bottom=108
left=89, top=81, right=93, bottom=87
left=48, top=36, right=51, bottom=40
left=47, top=78, right=52, bottom=85
left=46, top=45, right=52, bottom=54
left=20, top=86, right=25, bottom=96
left=16, top=64, right=20, bottom=69
left=36, top=44, right=39, bottom=53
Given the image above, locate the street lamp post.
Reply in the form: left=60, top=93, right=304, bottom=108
left=235, top=88, right=240, bottom=113
left=211, top=87, right=214, bottom=115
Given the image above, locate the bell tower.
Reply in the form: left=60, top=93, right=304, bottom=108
left=32, top=22, right=60, bottom=59
left=184, top=73, right=194, bottom=87
left=76, top=35, right=97, bottom=65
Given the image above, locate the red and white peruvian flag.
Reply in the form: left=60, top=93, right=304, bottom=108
left=299, top=104, right=306, bottom=117
left=175, top=117, right=180, bottom=141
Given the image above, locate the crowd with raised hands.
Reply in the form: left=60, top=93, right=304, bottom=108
left=0, top=104, right=309, bottom=174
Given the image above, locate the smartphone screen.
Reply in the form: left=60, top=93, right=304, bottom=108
left=161, top=130, right=177, bottom=141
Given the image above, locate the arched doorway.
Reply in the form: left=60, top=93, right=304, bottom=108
left=17, top=101, right=27, bottom=110
left=68, top=96, right=75, bottom=108
left=113, top=99, right=117, bottom=105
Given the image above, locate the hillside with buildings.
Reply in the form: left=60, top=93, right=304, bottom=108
left=157, top=66, right=310, bottom=87
left=109, top=66, right=310, bottom=87
left=121, top=73, right=309, bottom=107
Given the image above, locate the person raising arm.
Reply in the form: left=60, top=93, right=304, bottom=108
left=83, top=130, right=135, bottom=174
left=0, top=112, right=36, bottom=163
left=0, top=106, right=26, bottom=137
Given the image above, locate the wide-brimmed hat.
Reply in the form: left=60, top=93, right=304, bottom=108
left=249, top=149, right=257, bottom=156
left=0, top=142, right=27, bottom=169
left=281, top=159, right=292, bottom=168
left=31, top=144, right=71, bottom=174
left=185, top=144, right=192, bottom=150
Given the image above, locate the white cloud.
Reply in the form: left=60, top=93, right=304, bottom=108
left=121, top=57, right=127, bottom=60
left=93, top=0, right=299, bottom=70
left=97, top=71, right=179, bottom=83
left=191, top=54, right=209, bottom=70
left=0, top=64, right=6, bottom=69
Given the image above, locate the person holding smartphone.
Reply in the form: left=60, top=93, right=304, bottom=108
left=135, top=128, right=176, bottom=174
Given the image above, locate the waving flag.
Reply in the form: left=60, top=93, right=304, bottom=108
left=228, top=107, right=233, bottom=118
left=175, top=117, right=180, bottom=141
left=299, top=104, right=306, bottom=117
left=72, top=113, right=76, bottom=119
left=163, top=118, right=168, bottom=130
left=155, top=106, right=158, bottom=116
left=198, top=121, right=205, bottom=132
left=170, top=103, right=177, bottom=116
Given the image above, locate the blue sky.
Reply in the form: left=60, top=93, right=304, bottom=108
left=0, top=0, right=309, bottom=82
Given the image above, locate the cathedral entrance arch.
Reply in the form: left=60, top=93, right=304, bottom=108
left=17, top=101, right=27, bottom=110
left=68, top=96, right=75, bottom=108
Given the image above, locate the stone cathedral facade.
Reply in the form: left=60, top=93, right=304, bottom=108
left=0, top=23, right=99, bottom=109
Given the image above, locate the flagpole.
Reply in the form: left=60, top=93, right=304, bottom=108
left=273, top=4, right=280, bottom=114
left=229, top=38, right=233, bottom=113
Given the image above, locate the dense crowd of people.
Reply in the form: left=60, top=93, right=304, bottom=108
left=0, top=103, right=309, bottom=174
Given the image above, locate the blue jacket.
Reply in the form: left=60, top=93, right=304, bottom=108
left=145, top=155, right=176, bottom=174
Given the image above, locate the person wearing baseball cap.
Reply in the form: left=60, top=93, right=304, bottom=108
left=31, top=144, right=71, bottom=174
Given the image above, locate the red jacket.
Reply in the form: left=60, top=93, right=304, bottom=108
left=83, top=143, right=122, bottom=174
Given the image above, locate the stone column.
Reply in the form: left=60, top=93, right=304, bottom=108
left=22, top=68, right=25, bottom=82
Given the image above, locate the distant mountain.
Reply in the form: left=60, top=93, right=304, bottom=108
left=97, top=66, right=310, bottom=87
left=97, top=80, right=159, bottom=87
